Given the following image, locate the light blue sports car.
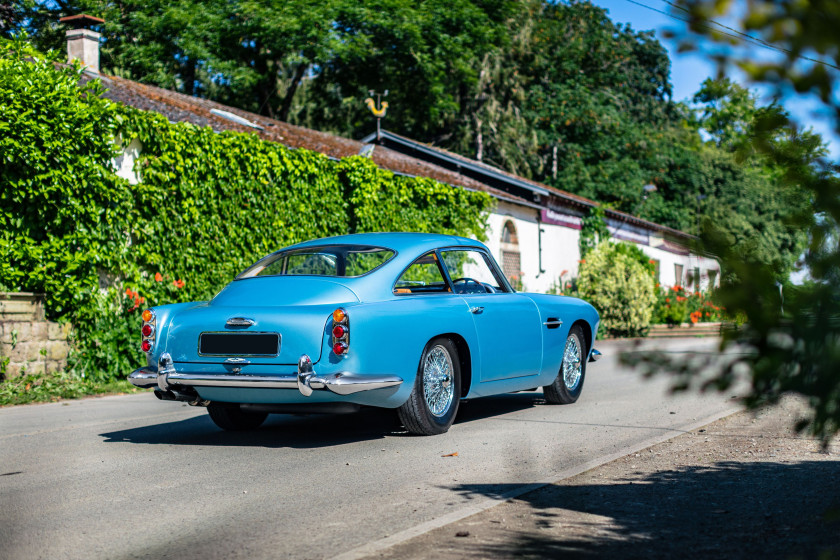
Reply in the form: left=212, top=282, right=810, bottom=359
left=129, top=233, right=600, bottom=435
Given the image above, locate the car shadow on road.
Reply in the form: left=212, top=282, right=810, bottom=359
left=98, top=392, right=546, bottom=447
left=441, top=460, right=840, bottom=560
left=99, top=406, right=405, bottom=448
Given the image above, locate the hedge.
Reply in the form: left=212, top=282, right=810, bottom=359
left=0, top=40, right=492, bottom=382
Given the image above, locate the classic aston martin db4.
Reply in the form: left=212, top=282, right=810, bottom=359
left=129, top=232, right=600, bottom=435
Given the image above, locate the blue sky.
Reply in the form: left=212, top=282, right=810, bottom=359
left=588, top=0, right=840, bottom=160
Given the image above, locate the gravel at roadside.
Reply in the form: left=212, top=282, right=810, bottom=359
left=364, top=396, right=840, bottom=559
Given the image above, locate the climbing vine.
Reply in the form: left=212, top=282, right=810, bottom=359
left=579, top=206, right=609, bottom=258
left=0, top=40, right=493, bottom=382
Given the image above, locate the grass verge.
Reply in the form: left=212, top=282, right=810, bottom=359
left=0, top=371, right=144, bottom=406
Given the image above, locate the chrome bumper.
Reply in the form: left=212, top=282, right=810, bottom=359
left=589, top=348, right=602, bottom=362
left=128, top=353, right=403, bottom=397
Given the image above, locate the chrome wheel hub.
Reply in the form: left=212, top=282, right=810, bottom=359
left=423, top=345, right=455, bottom=417
left=562, top=336, right=582, bottom=391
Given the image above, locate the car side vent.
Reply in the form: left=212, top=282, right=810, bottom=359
left=545, top=317, right=562, bottom=329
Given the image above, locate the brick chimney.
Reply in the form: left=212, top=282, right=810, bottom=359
left=59, top=14, right=104, bottom=74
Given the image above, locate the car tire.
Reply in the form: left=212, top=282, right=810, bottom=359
left=207, top=402, right=268, bottom=431
left=398, top=337, right=461, bottom=435
left=543, top=325, right=587, bottom=405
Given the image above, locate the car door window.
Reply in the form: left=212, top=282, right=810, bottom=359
left=394, top=252, right=450, bottom=294
left=440, top=249, right=508, bottom=294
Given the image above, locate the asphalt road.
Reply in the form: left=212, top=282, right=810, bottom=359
left=1, top=338, right=739, bottom=560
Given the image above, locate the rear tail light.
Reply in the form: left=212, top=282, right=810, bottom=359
left=141, top=309, right=156, bottom=353
left=331, top=307, right=349, bottom=355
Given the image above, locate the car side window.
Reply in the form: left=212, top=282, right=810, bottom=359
left=394, top=252, right=450, bottom=295
left=440, top=249, right=508, bottom=294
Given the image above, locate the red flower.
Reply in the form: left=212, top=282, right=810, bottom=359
left=173, top=279, right=185, bottom=289
left=154, top=272, right=163, bottom=282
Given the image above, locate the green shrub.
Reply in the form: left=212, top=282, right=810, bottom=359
left=577, top=241, right=657, bottom=337
left=0, top=40, right=493, bottom=384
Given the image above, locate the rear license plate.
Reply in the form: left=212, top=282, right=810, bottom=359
left=198, top=333, right=280, bottom=356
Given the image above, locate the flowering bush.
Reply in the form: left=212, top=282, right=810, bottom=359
left=577, top=242, right=657, bottom=337
left=652, top=285, right=725, bottom=325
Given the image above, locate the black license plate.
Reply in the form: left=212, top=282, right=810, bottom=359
left=199, top=333, right=280, bottom=356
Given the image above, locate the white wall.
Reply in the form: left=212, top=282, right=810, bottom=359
left=482, top=201, right=580, bottom=293
left=113, top=137, right=142, bottom=185
left=478, top=201, right=719, bottom=293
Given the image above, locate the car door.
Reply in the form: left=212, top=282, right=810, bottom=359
left=439, top=248, right=542, bottom=382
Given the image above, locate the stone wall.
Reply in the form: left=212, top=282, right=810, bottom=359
left=0, top=293, right=71, bottom=379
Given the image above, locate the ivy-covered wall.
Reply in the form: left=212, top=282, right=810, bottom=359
left=0, top=42, right=492, bottom=382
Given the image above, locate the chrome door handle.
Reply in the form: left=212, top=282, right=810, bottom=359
left=470, top=306, right=484, bottom=314
left=226, top=317, right=255, bottom=327
left=543, top=319, right=563, bottom=328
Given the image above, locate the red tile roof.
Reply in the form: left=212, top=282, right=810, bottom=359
left=82, top=71, right=692, bottom=240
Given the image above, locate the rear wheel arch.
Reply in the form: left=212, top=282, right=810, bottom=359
left=436, top=332, right=472, bottom=398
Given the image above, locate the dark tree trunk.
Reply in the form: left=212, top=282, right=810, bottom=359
left=277, top=63, right=308, bottom=122
left=0, top=4, right=13, bottom=31
left=181, top=58, right=197, bottom=96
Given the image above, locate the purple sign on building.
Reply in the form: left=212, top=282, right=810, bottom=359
left=540, top=209, right=582, bottom=230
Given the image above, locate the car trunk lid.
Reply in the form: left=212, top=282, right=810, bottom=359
left=164, top=277, right=359, bottom=365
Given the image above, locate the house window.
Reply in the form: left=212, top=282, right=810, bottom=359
left=500, top=220, right=521, bottom=285
left=693, top=267, right=701, bottom=292
left=708, top=269, right=718, bottom=288
left=674, top=264, right=684, bottom=286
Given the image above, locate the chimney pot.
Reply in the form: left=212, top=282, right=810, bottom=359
left=59, top=14, right=103, bottom=74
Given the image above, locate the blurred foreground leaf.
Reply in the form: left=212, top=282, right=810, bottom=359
left=623, top=0, right=840, bottom=445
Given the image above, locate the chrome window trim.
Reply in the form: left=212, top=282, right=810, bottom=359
left=235, top=245, right=398, bottom=280
left=197, top=331, right=281, bottom=357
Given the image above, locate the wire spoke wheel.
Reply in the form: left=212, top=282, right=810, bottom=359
left=562, top=336, right=582, bottom=391
left=543, top=325, right=587, bottom=405
left=423, top=345, right=455, bottom=417
left=398, top=337, right=461, bottom=435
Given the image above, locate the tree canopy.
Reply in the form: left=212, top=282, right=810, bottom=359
left=5, top=0, right=828, bottom=272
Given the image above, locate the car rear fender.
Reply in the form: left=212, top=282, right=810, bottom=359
left=314, top=296, right=480, bottom=408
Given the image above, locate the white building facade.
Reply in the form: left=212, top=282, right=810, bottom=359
left=484, top=201, right=719, bottom=293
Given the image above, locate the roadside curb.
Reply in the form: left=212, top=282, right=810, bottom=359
left=332, top=403, right=741, bottom=560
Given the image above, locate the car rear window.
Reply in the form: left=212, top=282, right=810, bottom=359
left=237, top=245, right=395, bottom=279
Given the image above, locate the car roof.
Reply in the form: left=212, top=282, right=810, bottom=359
left=285, top=232, right=484, bottom=254
left=254, top=232, right=494, bottom=302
